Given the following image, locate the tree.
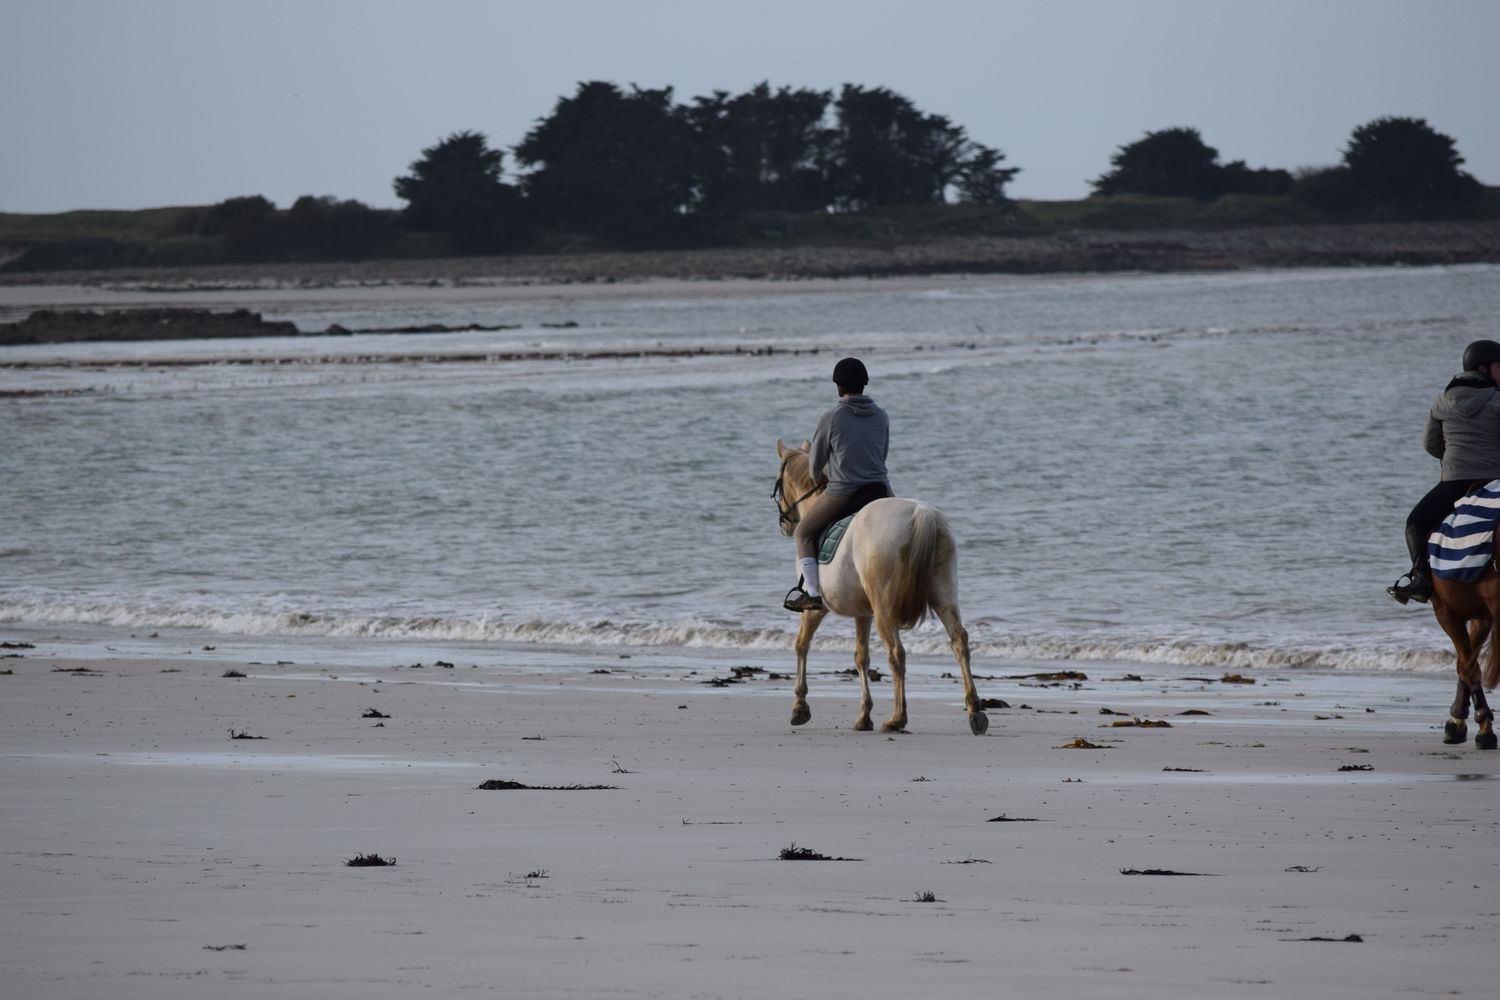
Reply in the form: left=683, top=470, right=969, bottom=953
left=393, top=131, right=525, bottom=254
left=287, top=196, right=396, bottom=258
left=1218, top=160, right=1293, bottom=196
left=831, top=85, right=930, bottom=209
left=1093, top=127, right=1295, bottom=200
left=1092, top=127, right=1226, bottom=199
left=830, top=85, right=1015, bottom=210
left=196, top=195, right=279, bottom=259
left=956, top=143, right=1020, bottom=204
left=1342, top=116, right=1481, bottom=203
left=683, top=83, right=834, bottom=218
left=514, top=81, right=696, bottom=243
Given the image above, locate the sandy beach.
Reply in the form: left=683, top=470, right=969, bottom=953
left=6, top=256, right=1500, bottom=997
left=3, top=638, right=1495, bottom=999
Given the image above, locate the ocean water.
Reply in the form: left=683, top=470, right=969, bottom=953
left=3, top=264, right=1497, bottom=675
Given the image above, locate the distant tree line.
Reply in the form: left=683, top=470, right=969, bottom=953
left=169, top=194, right=399, bottom=261
left=1092, top=117, right=1484, bottom=212
left=394, top=81, right=1019, bottom=252
left=396, top=96, right=1485, bottom=255
left=1, top=87, right=1489, bottom=273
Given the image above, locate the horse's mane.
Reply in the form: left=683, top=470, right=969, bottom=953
left=782, top=447, right=814, bottom=493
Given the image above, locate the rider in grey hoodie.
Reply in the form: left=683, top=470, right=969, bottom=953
left=784, top=358, right=892, bottom=613
left=1390, top=339, right=1500, bottom=603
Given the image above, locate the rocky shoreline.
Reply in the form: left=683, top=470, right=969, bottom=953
left=0, top=307, right=305, bottom=345
left=2, top=220, right=1496, bottom=344
left=1, top=220, right=1496, bottom=291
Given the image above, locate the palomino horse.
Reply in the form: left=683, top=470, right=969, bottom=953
left=772, top=440, right=988, bottom=736
left=1430, top=576, right=1500, bottom=749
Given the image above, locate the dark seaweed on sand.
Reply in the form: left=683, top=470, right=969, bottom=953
left=345, top=853, right=395, bottom=867
left=476, top=780, right=617, bottom=791
left=779, top=843, right=861, bottom=861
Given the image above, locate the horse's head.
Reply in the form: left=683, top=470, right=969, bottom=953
left=772, top=439, right=815, bottom=537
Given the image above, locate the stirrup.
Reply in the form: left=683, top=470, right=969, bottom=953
left=782, top=585, right=825, bottom=613
left=1386, top=573, right=1430, bottom=606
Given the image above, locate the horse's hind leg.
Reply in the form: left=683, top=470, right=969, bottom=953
left=852, top=616, right=874, bottom=731
left=790, top=608, right=826, bottom=727
left=1435, top=606, right=1480, bottom=745
left=933, top=602, right=987, bottom=736
left=873, top=614, right=908, bottom=733
left=1474, top=614, right=1497, bottom=749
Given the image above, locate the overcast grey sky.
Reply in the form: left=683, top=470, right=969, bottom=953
left=4, top=0, right=1496, bottom=213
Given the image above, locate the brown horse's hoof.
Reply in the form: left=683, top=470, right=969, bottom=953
left=1444, top=719, right=1468, bottom=745
left=1477, top=731, right=1498, bottom=751
left=969, top=711, right=989, bottom=736
left=790, top=705, right=811, bottom=727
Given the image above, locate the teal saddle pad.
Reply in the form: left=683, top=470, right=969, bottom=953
left=817, top=515, right=854, bottom=565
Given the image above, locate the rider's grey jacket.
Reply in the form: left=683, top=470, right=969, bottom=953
left=809, top=395, right=891, bottom=496
left=1425, top=373, right=1500, bottom=481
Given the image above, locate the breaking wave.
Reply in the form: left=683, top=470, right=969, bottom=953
left=0, top=597, right=1452, bottom=675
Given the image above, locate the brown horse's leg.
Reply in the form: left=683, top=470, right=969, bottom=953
left=1471, top=614, right=1498, bottom=749
left=852, top=616, right=874, bottom=731
left=932, top=602, right=987, bottom=736
left=872, top=613, right=907, bottom=732
left=790, top=608, right=826, bottom=727
left=1473, top=686, right=1497, bottom=749
left=1434, top=602, right=1478, bottom=745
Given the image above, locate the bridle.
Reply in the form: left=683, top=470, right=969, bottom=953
left=771, top=455, right=822, bottom=529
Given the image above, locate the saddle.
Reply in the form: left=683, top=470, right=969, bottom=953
left=815, top=482, right=892, bottom=565
left=817, top=515, right=854, bottom=565
left=1430, top=479, right=1500, bottom=581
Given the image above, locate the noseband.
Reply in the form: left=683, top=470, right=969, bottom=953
left=772, top=456, right=822, bottom=528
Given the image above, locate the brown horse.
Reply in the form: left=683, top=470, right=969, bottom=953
left=1430, top=575, right=1500, bottom=749
left=773, top=440, right=988, bottom=735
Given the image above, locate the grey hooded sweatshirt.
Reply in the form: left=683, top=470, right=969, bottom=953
left=1424, top=373, right=1500, bottom=481
left=808, top=395, right=890, bottom=496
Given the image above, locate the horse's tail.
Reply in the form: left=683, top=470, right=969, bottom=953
left=890, top=503, right=951, bottom=630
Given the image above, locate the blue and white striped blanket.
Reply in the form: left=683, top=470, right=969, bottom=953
left=1429, top=480, right=1500, bottom=581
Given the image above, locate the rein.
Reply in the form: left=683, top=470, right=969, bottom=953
left=772, top=456, right=823, bottom=528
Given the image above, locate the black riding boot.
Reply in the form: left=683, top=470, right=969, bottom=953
left=1388, top=522, right=1435, bottom=605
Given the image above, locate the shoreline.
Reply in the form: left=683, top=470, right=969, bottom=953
left=3, top=220, right=1498, bottom=295
left=3, top=645, right=1495, bottom=998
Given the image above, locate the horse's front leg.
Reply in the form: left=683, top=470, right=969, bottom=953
left=790, top=608, right=826, bottom=726
left=873, top=615, right=907, bottom=732
left=933, top=603, right=987, bottom=736
left=853, top=616, right=874, bottom=731
left=1448, top=676, right=1473, bottom=745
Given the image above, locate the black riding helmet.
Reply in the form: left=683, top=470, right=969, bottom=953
left=1463, top=340, right=1500, bottom=372
left=832, top=357, right=868, bottom=393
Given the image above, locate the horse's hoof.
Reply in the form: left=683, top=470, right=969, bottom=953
left=1477, top=731, right=1498, bottom=751
left=790, top=705, right=811, bottom=727
left=854, top=718, right=874, bottom=732
left=969, top=711, right=989, bottom=736
left=880, top=721, right=907, bottom=733
left=1443, top=719, right=1468, bottom=745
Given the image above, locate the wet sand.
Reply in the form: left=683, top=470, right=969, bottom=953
left=2, top=642, right=1494, bottom=999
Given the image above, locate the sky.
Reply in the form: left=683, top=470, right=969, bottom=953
left=3, top=0, right=1497, bottom=213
